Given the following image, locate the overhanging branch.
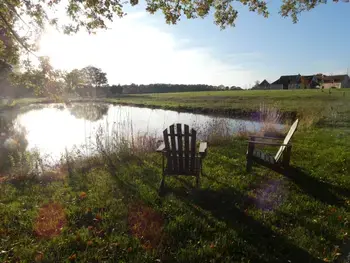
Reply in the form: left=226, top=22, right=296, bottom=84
left=0, top=12, right=38, bottom=58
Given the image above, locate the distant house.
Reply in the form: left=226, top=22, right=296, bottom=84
left=254, top=79, right=270, bottom=90
left=265, top=73, right=350, bottom=90
left=270, top=75, right=301, bottom=90
left=299, top=75, right=321, bottom=89
left=321, top=75, right=350, bottom=89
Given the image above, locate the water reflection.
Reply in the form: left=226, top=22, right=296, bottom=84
left=67, top=103, right=109, bottom=122
left=0, top=111, right=28, bottom=173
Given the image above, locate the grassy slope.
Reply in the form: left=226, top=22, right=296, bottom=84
left=1, top=90, right=350, bottom=262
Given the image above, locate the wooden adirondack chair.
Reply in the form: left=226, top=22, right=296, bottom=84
left=156, top=124, right=208, bottom=190
left=246, top=119, right=299, bottom=174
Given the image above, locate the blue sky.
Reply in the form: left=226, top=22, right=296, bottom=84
left=39, top=1, right=350, bottom=88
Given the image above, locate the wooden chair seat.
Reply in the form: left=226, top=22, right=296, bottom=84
left=246, top=119, right=299, bottom=173
left=253, top=149, right=276, bottom=164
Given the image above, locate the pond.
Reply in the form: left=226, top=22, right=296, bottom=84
left=1, top=103, right=283, bottom=163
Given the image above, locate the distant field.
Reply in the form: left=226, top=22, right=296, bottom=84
left=106, top=89, right=350, bottom=124
left=107, top=89, right=350, bottom=110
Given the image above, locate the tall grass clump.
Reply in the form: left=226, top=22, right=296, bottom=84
left=195, top=118, right=232, bottom=145
left=93, top=119, right=160, bottom=156
left=59, top=119, right=161, bottom=181
left=258, top=103, right=284, bottom=136
left=296, top=104, right=326, bottom=130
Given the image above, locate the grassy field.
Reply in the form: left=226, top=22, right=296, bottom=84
left=106, top=89, right=350, bottom=120
left=0, top=90, right=350, bottom=262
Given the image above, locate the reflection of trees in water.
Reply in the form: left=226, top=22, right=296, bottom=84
left=0, top=110, right=29, bottom=173
left=68, top=103, right=109, bottom=122
left=19, top=103, right=65, bottom=113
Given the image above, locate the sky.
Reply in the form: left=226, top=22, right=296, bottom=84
left=37, top=1, right=350, bottom=89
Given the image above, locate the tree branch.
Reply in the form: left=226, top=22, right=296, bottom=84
left=3, top=0, right=32, bottom=30
left=0, top=12, right=38, bottom=58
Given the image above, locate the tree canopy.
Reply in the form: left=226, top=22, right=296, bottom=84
left=80, top=66, right=108, bottom=88
left=0, top=0, right=335, bottom=65
left=7, top=59, right=109, bottom=98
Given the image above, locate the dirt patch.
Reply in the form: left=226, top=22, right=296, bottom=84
left=128, top=203, right=165, bottom=250
left=34, top=202, right=67, bottom=238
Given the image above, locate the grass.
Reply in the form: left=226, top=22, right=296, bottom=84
left=0, top=90, right=350, bottom=262
left=1, top=131, right=349, bottom=262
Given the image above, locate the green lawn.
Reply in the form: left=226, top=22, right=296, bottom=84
left=1, top=90, right=350, bottom=262
left=1, top=130, right=349, bottom=262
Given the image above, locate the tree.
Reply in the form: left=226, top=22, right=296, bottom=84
left=11, top=56, right=65, bottom=98
left=64, top=69, right=85, bottom=92
left=80, top=66, right=108, bottom=88
left=109, top=85, right=123, bottom=95
left=252, top=80, right=260, bottom=89
left=0, top=1, right=337, bottom=65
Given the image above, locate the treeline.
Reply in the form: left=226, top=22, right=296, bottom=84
left=104, top=83, right=242, bottom=94
left=0, top=58, right=242, bottom=99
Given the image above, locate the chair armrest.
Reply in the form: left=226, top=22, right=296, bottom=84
left=248, top=141, right=291, bottom=147
left=199, top=142, right=207, bottom=153
left=249, top=135, right=283, bottom=140
left=199, top=142, right=208, bottom=157
left=156, top=142, right=165, bottom=152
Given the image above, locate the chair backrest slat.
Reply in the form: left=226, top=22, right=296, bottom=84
left=169, top=124, right=178, bottom=171
left=190, top=128, right=197, bottom=172
left=184, top=124, right=190, bottom=172
left=177, top=123, right=184, bottom=173
left=163, top=128, right=172, bottom=171
left=275, top=119, right=299, bottom=162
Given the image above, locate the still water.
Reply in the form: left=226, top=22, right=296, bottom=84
left=1, top=103, right=280, bottom=162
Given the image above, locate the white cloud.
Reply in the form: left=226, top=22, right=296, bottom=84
left=38, top=11, right=257, bottom=87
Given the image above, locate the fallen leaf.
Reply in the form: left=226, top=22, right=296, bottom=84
left=68, top=254, right=77, bottom=261
left=79, top=192, right=87, bottom=199
left=35, top=252, right=44, bottom=262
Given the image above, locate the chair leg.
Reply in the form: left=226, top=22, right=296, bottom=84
left=159, top=155, right=166, bottom=195
left=246, top=157, right=253, bottom=172
left=161, top=172, right=165, bottom=188
left=159, top=173, right=165, bottom=195
left=196, top=159, right=203, bottom=188
left=246, top=141, right=255, bottom=173
left=282, top=145, right=292, bottom=167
